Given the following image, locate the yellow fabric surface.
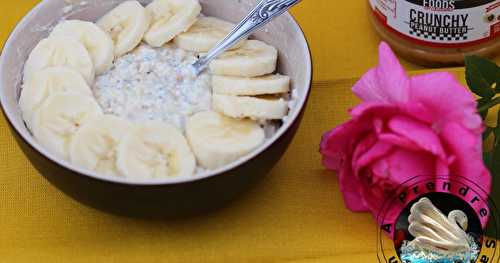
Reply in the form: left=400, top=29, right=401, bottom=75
left=0, top=1, right=498, bottom=262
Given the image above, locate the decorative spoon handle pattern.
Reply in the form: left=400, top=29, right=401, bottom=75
left=192, top=0, right=301, bottom=75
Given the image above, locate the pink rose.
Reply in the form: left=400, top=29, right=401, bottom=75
left=320, top=42, right=490, bottom=223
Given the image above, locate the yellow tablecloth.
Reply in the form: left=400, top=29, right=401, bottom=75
left=1, top=1, right=499, bottom=262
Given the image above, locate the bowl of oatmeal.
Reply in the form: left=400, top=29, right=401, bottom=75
left=0, top=0, right=312, bottom=217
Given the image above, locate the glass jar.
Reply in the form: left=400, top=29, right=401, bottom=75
left=368, top=0, right=500, bottom=66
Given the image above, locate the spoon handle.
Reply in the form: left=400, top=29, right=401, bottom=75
left=192, top=0, right=301, bottom=75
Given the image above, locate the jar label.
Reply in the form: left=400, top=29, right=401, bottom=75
left=369, top=0, right=500, bottom=47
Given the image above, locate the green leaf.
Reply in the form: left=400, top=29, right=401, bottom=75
left=495, top=112, right=500, bottom=146
left=484, top=151, right=494, bottom=171
left=465, top=56, right=498, bottom=98
left=466, top=55, right=500, bottom=86
left=490, top=114, right=500, bottom=176
left=491, top=143, right=500, bottom=177
left=478, top=97, right=490, bottom=106
left=478, top=97, right=492, bottom=119
left=484, top=126, right=494, bottom=140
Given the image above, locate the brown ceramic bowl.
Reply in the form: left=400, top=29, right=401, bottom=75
left=0, top=0, right=312, bottom=218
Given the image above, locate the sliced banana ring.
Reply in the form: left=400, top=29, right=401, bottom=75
left=209, top=40, right=278, bottom=77
left=117, top=122, right=196, bottom=179
left=174, top=16, right=245, bottom=52
left=70, top=115, right=132, bottom=177
left=51, top=20, right=115, bottom=74
left=32, top=92, right=103, bottom=160
left=19, top=66, right=93, bottom=130
left=213, top=94, right=289, bottom=120
left=212, top=74, right=290, bottom=96
left=144, top=0, right=202, bottom=47
left=97, top=0, right=151, bottom=58
left=24, top=36, right=95, bottom=84
left=186, top=111, right=265, bottom=170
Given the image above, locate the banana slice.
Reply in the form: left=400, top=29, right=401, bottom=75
left=97, top=1, right=151, bottom=57
left=32, top=92, right=103, bottom=160
left=117, top=122, right=196, bottom=179
left=212, top=74, right=290, bottom=96
left=144, top=0, right=201, bottom=47
left=209, top=40, right=278, bottom=77
left=213, top=94, right=289, bottom=120
left=51, top=20, right=114, bottom=74
left=24, top=36, right=95, bottom=84
left=186, top=111, right=265, bottom=170
left=174, top=16, right=244, bottom=52
left=19, top=67, right=93, bottom=130
left=70, top=115, right=132, bottom=177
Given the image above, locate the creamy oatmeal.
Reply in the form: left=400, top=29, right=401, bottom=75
left=93, top=44, right=211, bottom=130
left=20, top=0, right=295, bottom=179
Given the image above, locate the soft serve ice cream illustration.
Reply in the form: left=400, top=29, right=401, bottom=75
left=400, top=198, right=480, bottom=263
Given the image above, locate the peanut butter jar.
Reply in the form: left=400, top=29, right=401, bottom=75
left=369, top=0, right=500, bottom=66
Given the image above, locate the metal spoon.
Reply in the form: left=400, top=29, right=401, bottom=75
left=191, top=0, right=301, bottom=75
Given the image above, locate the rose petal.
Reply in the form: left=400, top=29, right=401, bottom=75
left=339, top=153, right=370, bottom=212
left=400, top=102, right=435, bottom=125
left=376, top=43, right=410, bottom=103
left=350, top=102, right=397, bottom=120
left=341, top=190, right=370, bottom=212
left=354, top=141, right=394, bottom=172
left=353, top=42, right=410, bottom=104
left=322, top=103, right=399, bottom=171
left=379, top=133, right=421, bottom=152
left=388, top=115, right=447, bottom=159
left=320, top=120, right=369, bottom=170
left=436, top=158, right=450, bottom=175
left=373, top=117, right=384, bottom=134
left=440, top=122, right=491, bottom=193
left=357, top=148, right=436, bottom=220
left=385, top=148, right=436, bottom=185
left=370, top=158, right=390, bottom=184
left=410, top=72, right=481, bottom=131
left=352, top=69, right=387, bottom=103
left=351, top=134, right=377, bottom=175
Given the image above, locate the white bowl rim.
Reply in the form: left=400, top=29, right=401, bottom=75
left=0, top=0, right=313, bottom=186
